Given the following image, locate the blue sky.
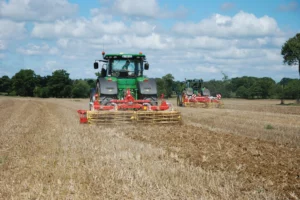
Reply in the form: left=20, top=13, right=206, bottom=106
left=0, top=0, right=299, bottom=81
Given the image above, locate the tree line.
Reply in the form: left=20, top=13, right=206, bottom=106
left=0, top=69, right=299, bottom=100
left=0, top=69, right=92, bottom=98
left=157, top=73, right=299, bottom=100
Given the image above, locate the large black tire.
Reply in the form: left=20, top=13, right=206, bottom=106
left=101, top=97, right=114, bottom=106
left=96, top=82, right=100, bottom=95
left=144, top=96, right=158, bottom=106
left=89, top=88, right=96, bottom=111
left=177, top=95, right=183, bottom=107
left=90, top=88, right=95, bottom=101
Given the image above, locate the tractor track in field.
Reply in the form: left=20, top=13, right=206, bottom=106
left=1, top=97, right=299, bottom=199
left=123, top=124, right=300, bottom=199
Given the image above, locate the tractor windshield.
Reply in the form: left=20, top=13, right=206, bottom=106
left=109, top=59, right=143, bottom=77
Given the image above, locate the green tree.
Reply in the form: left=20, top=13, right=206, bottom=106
left=11, top=69, right=37, bottom=96
left=248, top=83, right=263, bottom=98
left=281, top=33, right=300, bottom=77
left=48, top=70, right=72, bottom=98
left=36, top=75, right=50, bottom=87
left=63, top=85, right=72, bottom=98
left=0, top=75, right=12, bottom=94
left=284, top=80, right=299, bottom=99
left=72, top=80, right=90, bottom=98
left=34, top=86, right=50, bottom=98
left=85, top=79, right=96, bottom=89
left=162, top=74, right=174, bottom=98
left=236, top=86, right=249, bottom=99
left=257, top=77, right=276, bottom=98
left=95, top=72, right=101, bottom=77
left=281, top=33, right=300, bottom=103
left=204, top=79, right=231, bottom=98
left=156, top=78, right=166, bottom=98
left=279, top=78, right=294, bottom=86
left=173, top=81, right=185, bottom=95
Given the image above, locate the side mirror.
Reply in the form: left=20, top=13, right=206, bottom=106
left=94, top=62, right=99, bottom=69
left=144, top=63, right=149, bottom=70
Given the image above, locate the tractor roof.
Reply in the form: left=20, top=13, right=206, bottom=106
left=104, top=53, right=146, bottom=60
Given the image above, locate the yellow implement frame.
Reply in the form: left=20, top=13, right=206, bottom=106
left=183, top=101, right=224, bottom=108
left=87, top=110, right=182, bottom=124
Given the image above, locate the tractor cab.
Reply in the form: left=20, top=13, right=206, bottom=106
left=94, top=52, right=149, bottom=78
left=185, top=79, right=204, bottom=96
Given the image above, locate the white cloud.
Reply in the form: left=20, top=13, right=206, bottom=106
left=56, top=38, right=92, bottom=56
left=17, top=43, right=59, bottom=55
left=113, top=0, right=160, bottom=18
left=62, top=55, right=77, bottom=60
left=195, top=66, right=219, bottom=73
left=270, top=37, right=287, bottom=47
left=212, top=48, right=261, bottom=59
left=40, top=60, right=59, bottom=74
left=130, top=21, right=155, bottom=36
left=108, top=0, right=187, bottom=19
left=0, top=0, right=78, bottom=21
left=32, top=17, right=127, bottom=39
left=221, top=2, right=235, bottom=11
left=172, top=11, right=282, bottom=37
left=26, top=9, right=290, bottom=81
left=123, top=33, right=170, bottom=50
left=174, top=36, right=231, bottom=50
left=46, top=61, right=57, bottom=69
left=0, top=40, right=6, bottom=50
left=278, top=1, right=299, bottom=12
left=0, top=19, right=26, bottom=39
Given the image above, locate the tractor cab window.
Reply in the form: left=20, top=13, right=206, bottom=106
left=109, top=59, right=143, bottom=77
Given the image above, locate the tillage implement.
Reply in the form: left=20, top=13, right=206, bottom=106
left=177, top=79, right=224, bottom=108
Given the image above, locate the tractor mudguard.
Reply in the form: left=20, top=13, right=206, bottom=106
left=138, top=78, right=157, bottom=95
left=98, top=77, right=118, bottom=95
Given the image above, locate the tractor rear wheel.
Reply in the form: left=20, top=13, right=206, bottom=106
left=100, top=96, right=116, bottom=106
left=177, top=95, right=183, bottom=107
left=144, top=96, right=158, bottom=106
left=96, top=82, right=100, bottom=95
left=89, top=88, right=96, bottom=111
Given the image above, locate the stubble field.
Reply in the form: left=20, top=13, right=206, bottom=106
left=0, top=97, right=299, bottom=199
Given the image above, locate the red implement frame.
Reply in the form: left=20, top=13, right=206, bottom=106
left=77, top=89, right=175, bottom=124
left=93, top=89, right=170, bottom=111
left=182, top=94, right=222, bottom=104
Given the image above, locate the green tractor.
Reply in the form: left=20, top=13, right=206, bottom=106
left=93, top=52, right=157, bottom=107
left=177, top=79, right=224, bottom=108
left=77, top=52, right=181, bottom=124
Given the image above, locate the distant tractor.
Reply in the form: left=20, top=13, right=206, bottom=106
left=177, top=79, right=224, bottom=108
left=77, top=52, right=182, bottom=124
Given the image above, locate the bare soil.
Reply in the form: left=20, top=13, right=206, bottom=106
left=0, top=97, right=299, bottom=199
